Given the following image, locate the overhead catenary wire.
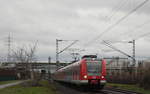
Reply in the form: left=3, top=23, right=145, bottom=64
left=102, top=40, right=134, bottom=60
left=107, top=0, right=124, bottom=19
left=134, top=32, right=150, bottom=40
left=107, top=0, right=129, bottom=21
left=81, top=0, right=130, bottom=53
left=123, top=19, right=150, bottom=35
left=58, top=40, right=78, bottom=54
left=84, top=0, right=149, bottom=46
left=106, top=19, right=150, bottom=43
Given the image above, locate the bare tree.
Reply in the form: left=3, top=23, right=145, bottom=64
left=12, top=41, right=38, bottom=80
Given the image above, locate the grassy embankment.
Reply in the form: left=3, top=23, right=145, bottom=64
left=0, top=80, right=20, bottom=85
left=107, top=83, right=150, bottom=94
left=0, top=80, right=57, bottom=94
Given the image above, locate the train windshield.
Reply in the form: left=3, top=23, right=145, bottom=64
left=86, top=61, right=101, bottom=76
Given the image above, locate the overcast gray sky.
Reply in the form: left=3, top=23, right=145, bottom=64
left=0, top=0, right=150, bottom=62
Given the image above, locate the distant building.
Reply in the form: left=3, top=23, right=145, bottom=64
left=0, top=62, right=71, bottom=73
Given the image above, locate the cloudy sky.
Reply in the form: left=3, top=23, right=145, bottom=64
left=0, top=0, right=150, bottom=62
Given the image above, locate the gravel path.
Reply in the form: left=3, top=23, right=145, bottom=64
left=0, top=81, right=25, bottom=89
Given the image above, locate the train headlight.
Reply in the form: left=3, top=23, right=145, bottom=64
left=84, top=75, right=87, bottom=79
left=101, top=76, right=104, bottom=79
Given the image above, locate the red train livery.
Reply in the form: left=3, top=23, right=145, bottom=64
left=53, top=55, right=107, bottom=89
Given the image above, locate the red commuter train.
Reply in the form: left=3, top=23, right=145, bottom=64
left=53, top=55, right=107, bottom=89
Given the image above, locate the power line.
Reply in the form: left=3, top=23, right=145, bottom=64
left=56, top=39, right=78, bottom=69
left=123, top=19, right=150, bottom=36
left=102, top=40, right=136, bottom=66
left=103, top=40, right=132, bottom=58
left=108, top=0, right=129, bottom=21
left=107, top=0, right=124, bottom=19
left=85, top=0, right=149, bottom=46
left=58, top=40, right=78, bottom=54
left=134, top=32, right=150, bottom=40
left=106, top=19, right=150, bottom=42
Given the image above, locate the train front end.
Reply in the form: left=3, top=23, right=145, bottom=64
left=80, top=56, right=106, bottom=89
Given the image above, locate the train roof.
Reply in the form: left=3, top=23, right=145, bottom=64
left=82, top=55, right=97, bottom=59
left=55, top=58, right=104, bottom=73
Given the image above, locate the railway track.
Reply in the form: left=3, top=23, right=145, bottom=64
left=103, top=87, right=142, bottom=94
left=53, top=81, right=142, bottom=94
left=80, top=88, right=142, bottom=94
left=79, top=88, right=142, bottom=94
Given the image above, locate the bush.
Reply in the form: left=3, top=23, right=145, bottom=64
left=140, top=69, right=150, bottom=89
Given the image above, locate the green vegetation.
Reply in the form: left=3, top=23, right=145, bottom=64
left=0, top=80, right=20, bottom=85
left=139, top=69, right=150, bottom=89
left=0, top=80, right=57, bottom=94
left=107, top=83, right=150, bottom=94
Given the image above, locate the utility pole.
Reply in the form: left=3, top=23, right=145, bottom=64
left=7, top=33, right=12, bottom=63
left=129, top=40, right=136, bottom=66
left=56, top=39, right=78, bottom=69
left=56, top=39, right=58, bottom=68
left=56, top=39, right=62, bottom=69
left=48, top=56, right=51, bottom=79
left=133, top=40, right=136, bottom=66
left=133, top=40, right=135, bottom=64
